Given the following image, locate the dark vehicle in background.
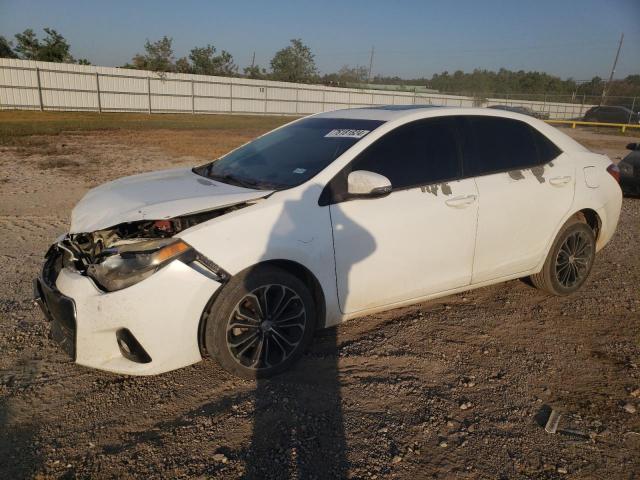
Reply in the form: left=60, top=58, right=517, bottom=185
left=619, top=142, right=640, bottom=195
left=488, top=105, right=550, bottom=120
left=583, top=106, right=640, bottom=124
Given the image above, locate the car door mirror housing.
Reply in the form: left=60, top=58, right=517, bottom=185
left=347, top=170, right=392, bottom=198
left=626, top=142, right=640, bottom=151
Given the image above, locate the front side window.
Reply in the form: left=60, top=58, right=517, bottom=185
left=319, top=117, right=461, bottom=205
left=195, top=117, right=384, bottom=190
left=351, top=117, right=460, bottom=189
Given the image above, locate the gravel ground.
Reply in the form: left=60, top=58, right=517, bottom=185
left=0, top=126, right=639, bottom=479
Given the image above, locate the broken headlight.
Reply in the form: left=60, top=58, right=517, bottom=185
left=86, top=239, right=195, bottom=292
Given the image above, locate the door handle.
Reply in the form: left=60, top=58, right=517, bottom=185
left=549, top=176, right=572, bottom=186
left=445, top=194, right=477, bottom=208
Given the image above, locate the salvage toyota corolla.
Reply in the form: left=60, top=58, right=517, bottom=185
left=35, top=106, right=622, bottom=378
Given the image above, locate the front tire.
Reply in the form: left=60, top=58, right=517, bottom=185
left=204, top=265, right=317, bottom=379
left=529, top=216, right=596, bottom=296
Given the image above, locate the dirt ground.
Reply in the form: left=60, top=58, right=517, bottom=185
left=0, top=118, right=639, bottom=480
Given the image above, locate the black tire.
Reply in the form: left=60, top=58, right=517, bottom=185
left=529, top=216, right=596, bottom=296
left=204, top=265, right=317, bottom=379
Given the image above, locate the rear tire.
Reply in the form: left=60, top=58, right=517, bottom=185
left=529, top=216, right=596, bottom=296
left=204, top=265, right=317, bottom=379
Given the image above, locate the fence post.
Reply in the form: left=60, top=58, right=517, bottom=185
left=413, top=90, right=416, bottom=105
left=229, top=82, right=233, bottom=113
left=542, top=93, right=547, bottom=114
left=348, top=91, right=351, bottom=108
left=191, top=79, right=195, bottom=114
left=264, top=85, right=268, bottom=113
left=35, top=67, right=44, bottom=111
left=295, top=88, right=299, bottom=114
left=147, top=76, right=152, bottom=114
left=629, top=97, right=636, bottom=123
left=95, top=72, right=101, bottom=113
left=322, top=89, right=326, bottom=112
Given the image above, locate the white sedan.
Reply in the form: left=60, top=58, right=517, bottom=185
left=34, top=106, right=622, bottom=378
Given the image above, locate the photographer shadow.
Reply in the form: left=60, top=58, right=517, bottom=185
left=243, top=185, right=375, bottom=479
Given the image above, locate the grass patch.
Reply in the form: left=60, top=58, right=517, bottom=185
left=0, top=110, right=295, bottom=144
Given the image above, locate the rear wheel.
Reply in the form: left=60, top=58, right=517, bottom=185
left=204, top=265, right=316, bottom=379
left=529, top=216, right=596, bottom=296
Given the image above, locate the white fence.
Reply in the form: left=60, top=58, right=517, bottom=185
left=0, top=59, right=593, bottom=119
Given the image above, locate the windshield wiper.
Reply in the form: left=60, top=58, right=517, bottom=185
left=210, top=173, right=262, bottom=190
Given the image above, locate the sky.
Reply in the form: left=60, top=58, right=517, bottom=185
left=0, top=0, right=638, bottom=81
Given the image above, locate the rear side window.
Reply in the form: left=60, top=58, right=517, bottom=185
left=531, top=127, right=561, bottom=163
left=352, top=117, right=460, bottom=189
left=461, top=116, right=556, bottom=177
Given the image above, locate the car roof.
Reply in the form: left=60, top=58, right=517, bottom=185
left=312, top=104, right=550, bottom=121
left=311, top=105, right=590, bottom=153
left=313, top=104, right=445, bottom=121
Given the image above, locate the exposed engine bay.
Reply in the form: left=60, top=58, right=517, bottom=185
left=61, top=204, right=245, bottom=267
left=48, top=204, right=243, bottom=292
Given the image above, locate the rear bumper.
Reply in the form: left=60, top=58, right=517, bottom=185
left=35, top=249, right=222, bottom=376
left=595, top=195, right=622, bottom=252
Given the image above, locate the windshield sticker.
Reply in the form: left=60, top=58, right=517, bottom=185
left=293, top=168, right=306, bottom=174
left=325, top=129, right=370, bottom=139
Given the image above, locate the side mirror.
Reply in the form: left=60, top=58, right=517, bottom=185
left=347, top=170, right=392, bottom=198
left=626, top=142, right=640, bottom=151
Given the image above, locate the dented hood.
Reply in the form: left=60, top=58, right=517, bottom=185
left=69, top=167, right=272, bottom=233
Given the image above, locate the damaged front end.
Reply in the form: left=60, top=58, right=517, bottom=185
left=52, top=207, right=236, bottom=293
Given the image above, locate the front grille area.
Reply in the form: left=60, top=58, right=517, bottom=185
left=34, top=246, right=78, bottom=360
left=50, top=314, right=76, bottom=358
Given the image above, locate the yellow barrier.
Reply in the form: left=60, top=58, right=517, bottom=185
left=545, top=119, right=640, bottom=133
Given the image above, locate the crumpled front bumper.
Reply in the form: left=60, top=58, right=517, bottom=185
left=35, top=248, right=222, bottom=376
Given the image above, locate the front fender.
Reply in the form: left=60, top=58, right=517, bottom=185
left=179, top=184, right=342, bottom=327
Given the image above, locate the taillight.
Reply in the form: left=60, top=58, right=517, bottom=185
left=606, top=164, right=620, bottom=183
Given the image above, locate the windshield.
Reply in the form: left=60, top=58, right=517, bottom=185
left=194, top=117, right=384, bottom=190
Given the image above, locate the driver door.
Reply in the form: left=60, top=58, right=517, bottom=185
left=325, top=117, right=479, bottom=314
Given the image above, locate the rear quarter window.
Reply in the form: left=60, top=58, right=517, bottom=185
left=531, top=127, right=561, bottom=163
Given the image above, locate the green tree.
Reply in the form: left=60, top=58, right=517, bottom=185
left=337, top=65, right=368, bottom=84
left=0, top=35, right=18, bottom=58
left=13, top=28, right=40, bottom=59
left=175, top=56, right=191, bottom=73
left=14, top=28, right=74, bottom=62
left=270, top=39, right=317, bottom=83
left=243, top=64, right=268, bottom=79
left=188, top=45, right=237, bottom=76
left=132, top=36, right=175, bottom=72
left=323, top=65, right=369, bottom=86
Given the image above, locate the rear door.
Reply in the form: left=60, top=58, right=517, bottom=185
left=325, top=117, right=478, bottom=314
left=460, top=116, right=575, bottom=283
